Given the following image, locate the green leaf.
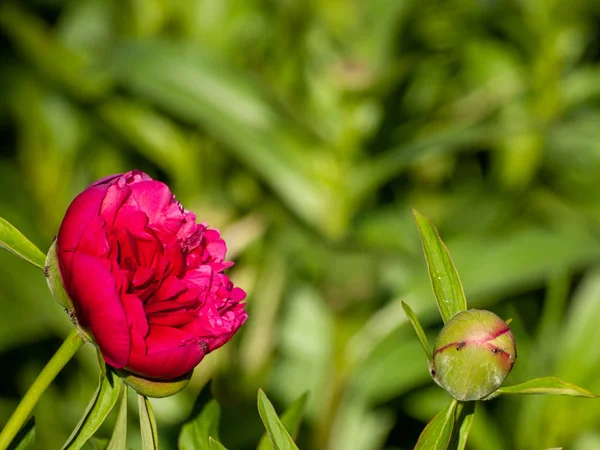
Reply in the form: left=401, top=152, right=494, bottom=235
left=8, top=417, right=35, bottom=450
left=412, top=209, right=467, bottom=323
left=415, top=399, right=457, bottom=450
left=62, top=371, right=122, bottom=450
left=257, top=393, right=308, bottom=450
left=452, top=401, right=475, bottom=450
left=208, top=437, right=228, bottom=450
left=138, top=395, right=158, bottom=450
left=106, top=385, right=128, bottom=450
left=178, top=399, right=221, bottom=450
left=494, top=377, right=598, bottom=398
left=401, top=301, right=433, bottom=364
left=257, top=390, right=299, bottom=450
left=0, top=217, right=45, bottom=269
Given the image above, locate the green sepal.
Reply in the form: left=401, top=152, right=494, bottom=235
left=45, top=240, right=74, bottom=311
left=115, top=368, right=192, bottom=398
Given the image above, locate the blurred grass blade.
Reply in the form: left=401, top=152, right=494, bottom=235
left=208, top=438, right=228, bottom=450
left=453, top=401, right=475, bottom=450
left=0, top=217, right=45, bottom=269
left=257, top=392, right=308, bottom=450
left=257, top=389, right=299, bottom=450
left=138, top=395, right=158, bottom=450
left=106, top=385, right=128, bottom=450
left=0, top=2, right=108, bottom=99
left=411, top=209, right=467, bottom=323
left=179, top=399, right=220, bottom=450
left=62, top=371, right=122, bottom=450
left=401, top=301, right=433, bottom=364
left=109, top=40, right=342, bottom=237
left=415, top=399, right=457, bottom=450
left=8, top=417, right=35, bottom=450
left=495, top=377, right=597, bottom=397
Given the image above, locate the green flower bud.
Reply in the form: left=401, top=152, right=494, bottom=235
left=432, top=309, right=516, bottom=401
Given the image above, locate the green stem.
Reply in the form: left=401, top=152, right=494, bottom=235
left=0, top=328, right=84, bottom=450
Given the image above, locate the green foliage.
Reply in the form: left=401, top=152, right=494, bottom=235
left=494, top=378, right=598, bottom=398
left=411, top=209, right=467, bottom=323
left=106, top=386, right=128, bottom=450
left=7, top=418, right=35, bottom=450
left=178, top=400, right=220, bottom=450
left=137, top=396, right=158, bottom=450
left=0, top=217, right=45, bottom=270
left=257, top=393, right=307, bottom=450
left=257, top=390, right=299, bottom=450
left=62, top=371, right=122, bottom=450
left=415, top=400, right=456, bottom=450
left=2, top=0, right=600, bottom=448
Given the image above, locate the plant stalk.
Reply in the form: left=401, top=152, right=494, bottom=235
left=0, top=328, right=84, bottom=450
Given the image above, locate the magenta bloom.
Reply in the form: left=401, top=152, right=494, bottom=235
left=56, top=170, right=247, bottom=379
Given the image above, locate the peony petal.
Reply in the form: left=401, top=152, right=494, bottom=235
left=128, top=181, right=184, bottom=238
left=100, top=182, right=131, bottom=226
left=70, top=252, right=131, bottom=368
left=121, top=293, right=149, bottom=348
left=57, top=183, right=110, bottom=288
left=126, top=326, right=206, bottom=379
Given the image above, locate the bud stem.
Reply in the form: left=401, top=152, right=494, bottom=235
left=0, top=328, right=84, bottom=450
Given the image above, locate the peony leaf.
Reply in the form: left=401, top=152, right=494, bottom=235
left=178, top=399, right=221, bottom=450
left=453, top=401, right=475, bottom=450
left=257, top=392, right=308, bottom=450
left=0, top=217, right=45, bottom=269
left=494, top=377, right=598, bottom=398
left=62, top=371, right=122, bottom=450
left=106, top=385, right=128, bottom=450
left=138, top=395, right=158, bottom=450
left=208, top=437, right=228, bottom=450
left=412, top=209, right=467, bottom=323
left=401, top=301, right=433, bottom=364
left=415, top=399, right=457, bottom=450
left=257, top=390, right=299, bottom=450
left=8, top=417, right=35, bottom=450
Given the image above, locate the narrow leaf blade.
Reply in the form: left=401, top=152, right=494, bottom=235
left=257, top=390, right=299, bottom=450
left=415, top=399, right=457, bottom=450
left=401, top=301, right=433, bottom=364
left=453, top=401, right=475, bottom=450
left=106, top=385, right=128, bottom=450
left=495, top=377, right=598, bottom=397
left=412, top=209, right=467, bottom=322
left=179, top=399, right=221, bottom=450
left=62, top=371, right=122, bottom=450
left=8, top=417, right=35, bottom=450
left=0, top=217, right=45, bottom=269
left=257, top=393, right=308, bottom=450
left=208, top=437, right=228, bottom=450
left=138, top=395, right=158, bottom=450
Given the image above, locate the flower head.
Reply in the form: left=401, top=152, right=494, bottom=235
left=50, top=170, right=247, bottom=381
left=432, top=309, right=516, bottom=401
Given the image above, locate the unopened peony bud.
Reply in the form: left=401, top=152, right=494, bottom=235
left=431, top=309, right=516, bottom=401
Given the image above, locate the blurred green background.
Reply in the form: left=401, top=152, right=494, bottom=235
left=2, top=0, right=600, bottom=449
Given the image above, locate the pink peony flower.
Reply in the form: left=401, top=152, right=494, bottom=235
left=55, top=170, right=247, bottom=379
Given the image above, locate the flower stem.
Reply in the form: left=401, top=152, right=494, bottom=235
left=0, top=328, right=84, bottom=450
